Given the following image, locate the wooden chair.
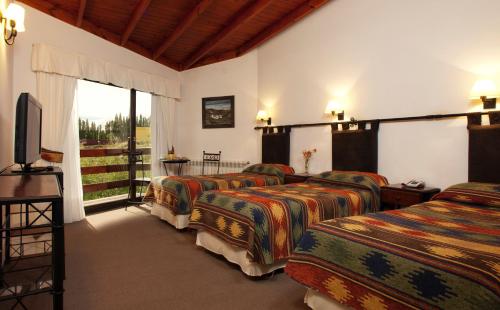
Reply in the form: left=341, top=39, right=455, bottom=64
left=202, top=151, right=221, bottom=175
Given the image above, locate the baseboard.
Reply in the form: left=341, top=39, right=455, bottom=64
left=84, top=198, right=129, bottom=215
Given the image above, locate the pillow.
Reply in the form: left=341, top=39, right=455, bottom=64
left=432, top=182, right=500, bottom=208
left=306, top=170, right=389, bottom=197
left=243, top=163, right=295, bottom=183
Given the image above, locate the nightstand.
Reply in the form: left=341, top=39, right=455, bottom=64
left=381, top=184, right=440, bottom=210
left=284, top=173, right=311, bottom=184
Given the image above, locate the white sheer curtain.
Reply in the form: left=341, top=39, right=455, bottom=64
left=36, top=72, right=85, bottom=223
left=151, top=95, right=176, bottom=177
left=31, top=44, right=180, bottom=221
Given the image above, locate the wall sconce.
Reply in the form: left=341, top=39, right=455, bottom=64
left=0, top=2, right=25, bottom=45
left=470, top=79, right=498, bottom=109
left=325, top=100, right=344, bottom=121
left=256, top=110, right=271, bottom=126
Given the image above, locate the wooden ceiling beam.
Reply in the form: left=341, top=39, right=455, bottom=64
left=18, top=0, right=181, bottom=71
left=120, top=0, right=152, bottom=46
left=157, top=57, right=182, bottom=71
left=182, top=0, right=273, bottom=70
left=238, top=0, right=330, bottom=55
left=188, top=0, right=330, bottom=70
left=153, top=0, right=213, bottom=60
left=19, top=0, right=331, bottom=72
left=76, top=0, right=87, bottom=27
left=188, top=50, right=237, bottom=70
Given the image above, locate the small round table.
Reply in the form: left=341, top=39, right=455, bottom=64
left=160, top=158, right=190, bottom=176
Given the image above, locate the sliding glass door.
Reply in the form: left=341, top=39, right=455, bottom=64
left=77, top=80, right=151, bottom=206
left=128, top=89, right=152, bottom=202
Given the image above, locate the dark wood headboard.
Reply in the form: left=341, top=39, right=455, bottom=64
left=467, top=111, right=500, bottom=183
left=262, top=126, right=291, bottom=165
left=331, top=121, right=379, bottom=173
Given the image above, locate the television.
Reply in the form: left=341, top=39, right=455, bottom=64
left=14, top=93, right=43, bottom=171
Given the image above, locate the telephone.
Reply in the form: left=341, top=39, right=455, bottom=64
left=402, top=180, right=425, bottom=188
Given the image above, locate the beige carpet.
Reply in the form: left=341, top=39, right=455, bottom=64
left=19, top=206, right=308, bottom=309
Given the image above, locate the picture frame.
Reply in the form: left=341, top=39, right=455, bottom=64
left=202, top=96, right=235, bottom=128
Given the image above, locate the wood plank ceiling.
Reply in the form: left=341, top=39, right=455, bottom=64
left=18, top=0, right=330, bottom=71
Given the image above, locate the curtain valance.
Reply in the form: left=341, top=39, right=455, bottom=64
left=31, top=43, right=181, bottom=99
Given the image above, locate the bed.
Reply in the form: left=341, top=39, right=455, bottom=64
left=143, top=163, right=294, bottom=229
left=189, top=120, right=382, bottom=276
left=285, top=182, right=500, bottom=309
left=144, top=125, right=293, bottom=229
left=285, top=112, right=500, bottom=309
left=189, top=171, right=389, bottom=276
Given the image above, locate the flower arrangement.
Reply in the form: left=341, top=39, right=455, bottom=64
left=302, top=148, right=317, bottom=173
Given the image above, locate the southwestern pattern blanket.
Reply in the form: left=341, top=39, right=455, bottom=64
left=143, top=164, right=294, bottom=216
left=285, top=182, right=500, bottom=309
left=189, top=171, right=388, bottom=265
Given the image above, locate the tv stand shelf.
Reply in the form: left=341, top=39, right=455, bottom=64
left=0, top=254, right=53, bottom=303
left=2, top=167, right=63, bottom=192
left=0, top=173, right=64, bottom=310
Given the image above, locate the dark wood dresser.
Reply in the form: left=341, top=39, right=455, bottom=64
left=381, top=184, right=440, bottom=210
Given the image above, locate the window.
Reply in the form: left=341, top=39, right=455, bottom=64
left=77, top=80, right=151, bottom=204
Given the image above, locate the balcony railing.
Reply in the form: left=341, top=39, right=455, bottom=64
left=80, top=147, right=151, bottom=200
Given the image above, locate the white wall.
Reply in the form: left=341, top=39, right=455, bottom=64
left=6, top=1, right=499, bottom=191
left=178, top=51, right=260, bottom=163
left=12, top=4, right=179, bottom=107
left=0, top=0, right=13, bottom=167
left=257, top=0, right=500, bottom=189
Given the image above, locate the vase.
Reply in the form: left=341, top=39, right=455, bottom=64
left=304, top=158, right=310, bottom=174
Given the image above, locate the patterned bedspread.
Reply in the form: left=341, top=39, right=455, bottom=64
left=143, top=163, right=294, bottom=216
left=143, top=172, right=282, bottom=215
left=189, top=171, right=388, bottom=265
left=285, top=182, right=500, bottom=309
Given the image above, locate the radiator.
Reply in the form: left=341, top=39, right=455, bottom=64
left=184, top=160, right=250, bottom=176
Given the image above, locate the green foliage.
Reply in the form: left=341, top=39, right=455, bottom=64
left=83, top=187, right=150, bottom=201
left=80, top=114, right=152, bottom=203
left=82, top=187, right=149, bottom=201
left=81, top=171, right=129, bottom=185
left=79, top=114, right=150, bottom=144
left=77, top=96, right=155, bottom=202
left=136, top=114, right=150, bottom=127
left=136, top=127, right=151, bottom=147
left=80, top=154, right=128, bottom=167
left=81, top=152, right=151, bottom=202
left=83, top=187, right=128, bottom=201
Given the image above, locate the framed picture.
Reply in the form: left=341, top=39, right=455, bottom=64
left=202, top=96, right=235, bottom=128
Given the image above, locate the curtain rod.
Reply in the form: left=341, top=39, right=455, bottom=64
left=254, top=111, right=492, bottom=130
left=83, top=78, right=149, bottom=93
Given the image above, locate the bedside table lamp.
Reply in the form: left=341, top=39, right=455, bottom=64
left=256, top=110, right=271, bottom=126
left=325, top=100, right=344, bottom=121
left=470, top=79, right=498, bottom=109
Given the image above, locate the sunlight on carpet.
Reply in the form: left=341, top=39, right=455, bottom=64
left=84, top=205, right=152, bottom=230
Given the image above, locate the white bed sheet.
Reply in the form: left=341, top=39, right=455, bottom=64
left=195, top=230, right=286, bottom=277
left=150, top=202, right=190, bottom=229
left=304, top=288, right=350, bottom=310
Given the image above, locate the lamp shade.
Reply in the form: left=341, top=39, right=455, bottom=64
left=325, top=100, right=341, bottom=114
left=470, top=79, right=498, bottom=99
left=5, top=3, right=25, bottom=32
left=256, top=110, right=269, bottom=120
